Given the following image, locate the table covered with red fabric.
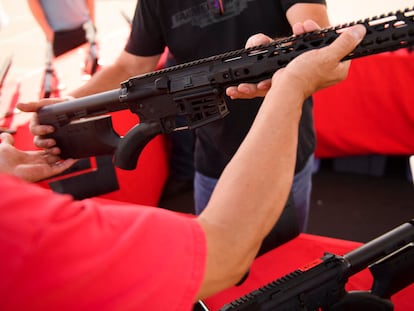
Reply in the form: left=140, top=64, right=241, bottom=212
left=313, top=49, right=414, bottom=158
left=204, top=233, right=414, bottom=311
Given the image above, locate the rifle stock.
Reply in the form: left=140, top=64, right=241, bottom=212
left=219, top=220, right=414, bottom=311
left=38, top=7, right=414, bottom=170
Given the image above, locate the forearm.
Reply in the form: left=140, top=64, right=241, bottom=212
left=197, top=73, right=305, bottom=298
left=68, top=64, right=130, bottom=98
left=196, top=24, right=365, bottom=298
left=217, top=78, right=304, bottom=241
left=68, top=52, right=160, bottom=98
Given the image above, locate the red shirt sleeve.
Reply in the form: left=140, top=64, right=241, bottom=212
left=0, top=174, right=206, bottom=311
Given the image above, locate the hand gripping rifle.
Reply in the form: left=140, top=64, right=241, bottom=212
left=219, top=219, right=414, bottom=311
left=38, top=7, right=414, bottom=170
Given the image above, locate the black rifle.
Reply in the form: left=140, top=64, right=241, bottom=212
left=219, top=219, right=414, bottom=311
left=38, top=7, right=414, bottom=170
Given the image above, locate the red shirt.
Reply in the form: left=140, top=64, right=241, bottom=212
left=0, top=174, right=206, bottom=311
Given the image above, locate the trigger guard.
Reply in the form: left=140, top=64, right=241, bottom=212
left=114, top=122, right=162, bottom=170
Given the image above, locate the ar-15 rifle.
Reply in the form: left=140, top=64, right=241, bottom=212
left=38, top=7, right=414, bottom=170
left=219, top=219, right=414, bottom=311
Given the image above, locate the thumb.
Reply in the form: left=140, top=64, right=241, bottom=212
left=17, top=98, right=65, bottom=113
left=16, top=101, right=44, bottom=113
left=327, top=25, right=366, bottom=61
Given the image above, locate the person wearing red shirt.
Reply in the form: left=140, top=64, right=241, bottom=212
left=2, top=23, right=365, bottom=310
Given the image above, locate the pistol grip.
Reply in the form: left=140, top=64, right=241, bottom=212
left=114, top=122, right=162, bottom=170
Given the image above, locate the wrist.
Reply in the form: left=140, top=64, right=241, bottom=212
left=272, top=70, right=308, bottom=103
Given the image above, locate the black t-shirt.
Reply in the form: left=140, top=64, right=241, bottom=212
left=125, top=0, right=326, bottom=178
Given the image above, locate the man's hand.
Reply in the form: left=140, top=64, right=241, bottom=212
left=226, top=20, right=323, bottom=100
left=275, top=24, right=366, bottom=99
left=17, top=97, right=69, bottom=155
left=0, top=132, right=76, bottom=182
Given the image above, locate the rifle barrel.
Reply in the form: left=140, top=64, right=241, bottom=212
left=344, top=220, right=414, bottom=275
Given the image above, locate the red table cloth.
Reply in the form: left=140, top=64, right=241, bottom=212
left=314, top=49, right=414, bottom=158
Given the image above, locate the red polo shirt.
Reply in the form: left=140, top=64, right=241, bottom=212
left=0, top=174, right=206, bottom=311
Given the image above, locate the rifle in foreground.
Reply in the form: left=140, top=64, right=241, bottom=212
left=38, top=7, right=414, bottom=170
left=219, top=219, right=414, bottom=311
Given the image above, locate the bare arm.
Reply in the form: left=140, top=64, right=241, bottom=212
left=196, top=24, right=366, bottom=299
left=69, top=50, right=161, bottom=98
left=27, top=0, right=53, bottom=42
